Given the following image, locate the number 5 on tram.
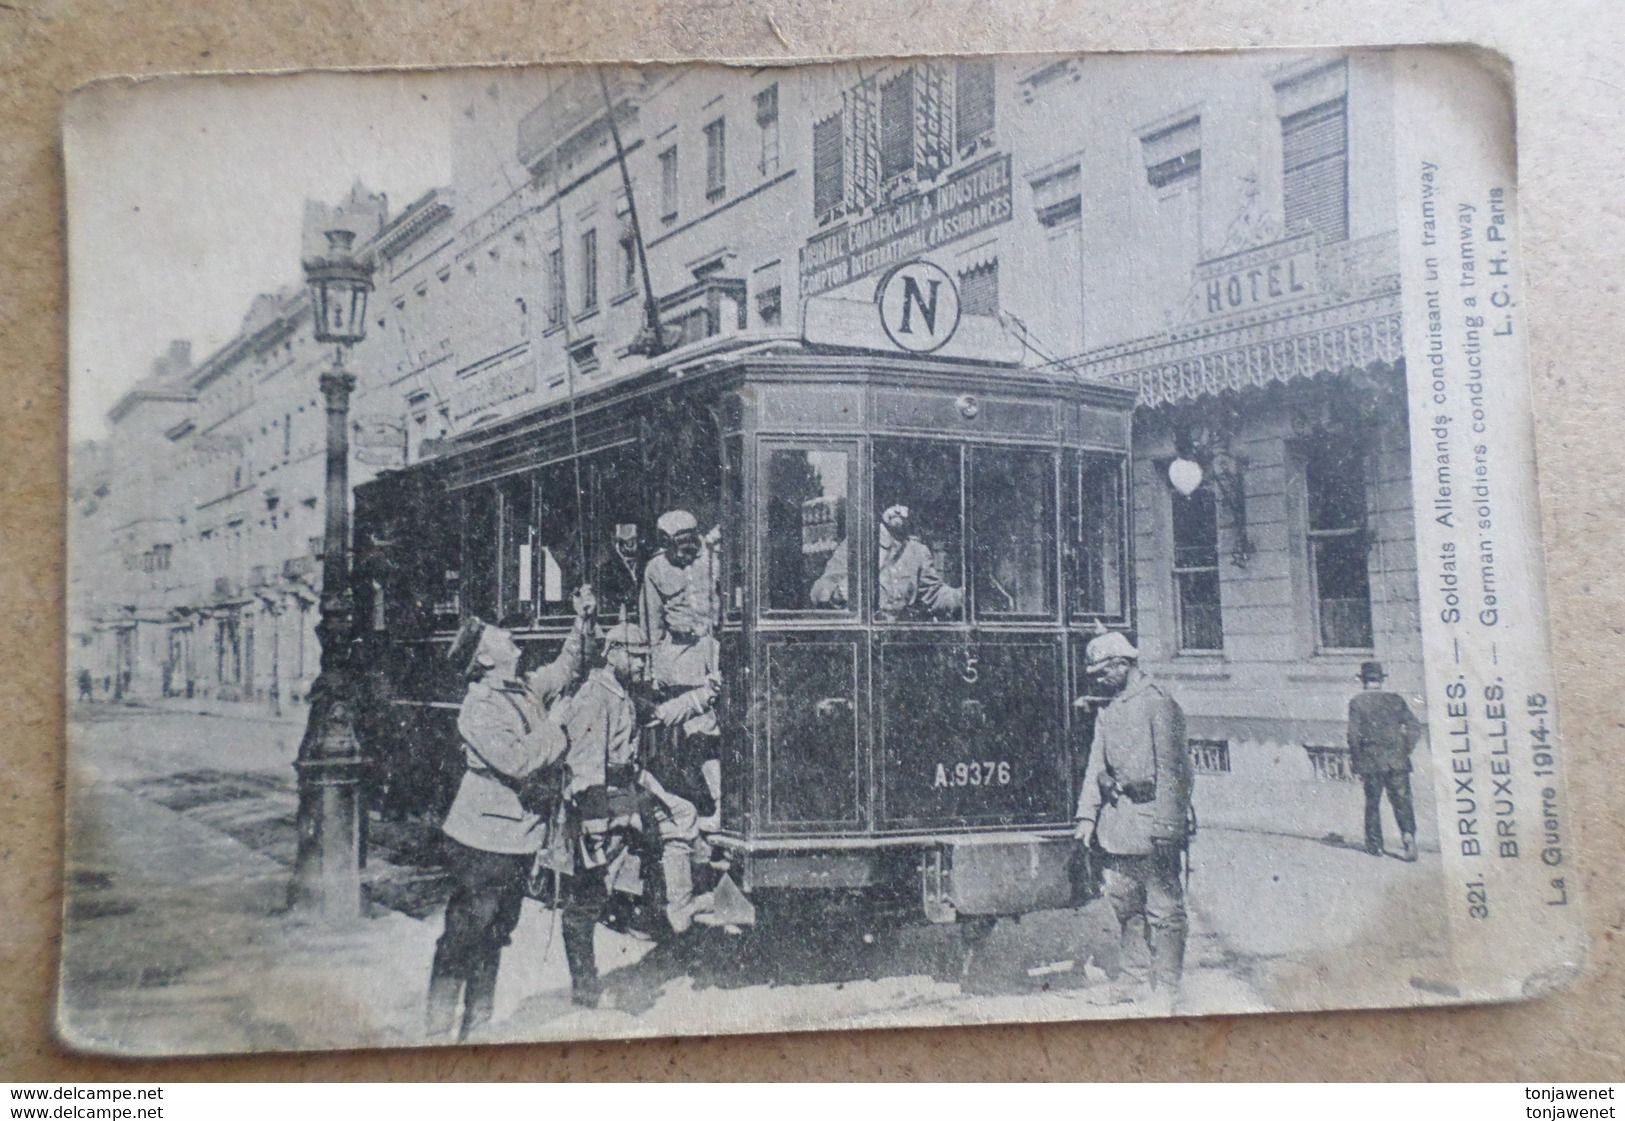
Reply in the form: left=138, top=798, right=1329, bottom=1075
left=351, top=342, right=1136, bottom=933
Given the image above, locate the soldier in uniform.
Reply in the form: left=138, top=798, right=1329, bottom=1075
left=594, top=523, right=643, bottom=625
left=426, top=587, right=595, bottom=1041
left=1348, top=659, right=1423, bottom=861
left=550, top=621, right=713, bottom=1005
left=810, top=504, right=963, bottom=619
left=1073, top=631, right=1193, bottom=1010
left=640, top=508, right=724, bottom=839
left=641, top=509, right=718, bottom=690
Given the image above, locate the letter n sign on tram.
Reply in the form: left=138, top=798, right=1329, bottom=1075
left=876, top=260, right=961, bottom=354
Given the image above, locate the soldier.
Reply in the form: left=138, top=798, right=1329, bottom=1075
left=426, top=587, right=595, bottom=1041
left=1348, top=660, right=1423, bottom=861
left=594, top=523, right=643, bottom=625
left=1073, top=631, right=1193, bottom=1011
left=650, top=637, right=723, bottom=835
left=810, top=505, right=963, bottom=619
left=641, top=509, right=719, bottom=692
left=552, top=622, right=712, bottom=1006
left=640, top=508, right=724, bottom=837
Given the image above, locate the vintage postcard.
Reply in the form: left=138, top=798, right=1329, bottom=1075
left=60, top=46, right=1583, bottom=1056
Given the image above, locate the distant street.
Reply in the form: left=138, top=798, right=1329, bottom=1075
left=60, top=703, right=1454, bottom=1054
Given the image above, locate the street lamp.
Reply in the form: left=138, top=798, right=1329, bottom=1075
left=289, top=227, right=374, bottom=919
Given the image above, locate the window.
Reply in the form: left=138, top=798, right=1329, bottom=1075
left=955, top=60, right=995, bottom=151
left=704, top=118, right=726, bottom=198
left=659, top=146, right=679, bottom=220
left=872, top=440, right=964, bottom=622
left=1142, top=117, right=1201, bottom=188
left=533, top=445, right=646, bottom=623
left=813, top=113, right=845, bottom=219
left=767, top=447, right=852, bottom=613
left=619, top=229, right=637, bottom=293
left=1306, top=438, right=1373, bottom=649
left=756, top=284, right=782, bottom=327
left=1068, top=453, right=1126, bottom=619
left=971, top=447, right=1056, bottom=618
left=756, top=83, right=781, bottom=176
left=1171, top=485, right=1223, bottom=651
left=1189, top=738, right=1231, bottom=774
left=461, top=485, right=499, bottom=623
left=1282, top=97, right=1348, bottom=242
left=1031, top=163, right=1081, bottom=228
left=754, top=260, right=782, bottom=328
left=545, top=246, right=565, bottom=327
left=958, top=259, right=998, bottom=316
left=879, top=70, right=915, bottom=180
left=496, top=474, right=534, bottom=626
left=579, top=228, right=598, bottom=313
left=724, top=435, right=746, bottom=617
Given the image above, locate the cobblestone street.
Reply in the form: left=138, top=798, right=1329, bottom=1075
left=58, top=703, right=1456, bottom=1055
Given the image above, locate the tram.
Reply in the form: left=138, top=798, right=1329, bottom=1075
left=351, top=334, right=1137, bottom=933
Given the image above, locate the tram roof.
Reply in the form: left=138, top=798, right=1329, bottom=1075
left=424, top=330, right=1133, bottom=467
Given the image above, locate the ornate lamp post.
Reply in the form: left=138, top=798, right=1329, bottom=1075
left=289, top=227, right=374, bottom=919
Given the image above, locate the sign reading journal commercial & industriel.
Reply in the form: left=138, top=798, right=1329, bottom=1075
left=60, top=47, right=1580, bottom=1057
left=800, top=154, right=1013, bottom=298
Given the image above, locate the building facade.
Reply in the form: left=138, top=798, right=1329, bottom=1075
left=71, top=51, right=1419, bottom=826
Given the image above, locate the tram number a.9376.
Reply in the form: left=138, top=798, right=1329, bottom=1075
left=932, top=760, right=1014, bottom=789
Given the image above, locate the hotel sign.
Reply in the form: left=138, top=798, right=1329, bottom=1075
left=1193, top=232, right=1319, bottom=320
left=799, top=154, right=1013, bottom=298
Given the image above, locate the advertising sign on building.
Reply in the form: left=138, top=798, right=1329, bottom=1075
left=799, top=153, right=1014, bottom=298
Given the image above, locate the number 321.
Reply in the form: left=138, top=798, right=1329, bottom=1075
left=933, top=761, right=1012, bottom=788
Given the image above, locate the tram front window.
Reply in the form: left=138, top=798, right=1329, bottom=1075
left=871, top=440, right=964, bottom=622
left=768, top=447, right=851, bottom=613
left=971, top=447, right=1057, bottom=618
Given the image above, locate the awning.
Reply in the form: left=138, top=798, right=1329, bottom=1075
left=1081, top=231, right=1402, bottom=408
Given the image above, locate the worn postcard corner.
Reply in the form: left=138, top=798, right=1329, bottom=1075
left=60, top=45, right=1582, bottom=1057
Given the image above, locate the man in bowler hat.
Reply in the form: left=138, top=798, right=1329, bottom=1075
left=1347, top=660, right=1423, bottom=861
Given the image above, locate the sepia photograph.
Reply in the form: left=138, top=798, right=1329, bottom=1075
left=59, top=47, right=1578, bottom=1056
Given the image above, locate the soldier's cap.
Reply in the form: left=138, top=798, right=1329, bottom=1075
left=448, top=615, right=489, bottom=674
left=1084, top=631, right=1139, bottom=670
left=613, top=522, right=639, bottom=544
left=656, top=509, right=698, bottom=537
left=880, top=504, right=910, bottom=531
left=599, top=622, right=649, bottom=651
left=1359, top=660, right=1386, bottom=682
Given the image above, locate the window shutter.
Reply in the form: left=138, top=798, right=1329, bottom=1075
left=1282, top=99, right=1348, bottom=242
left=955, top=61, right=995, bottom=148
left=915, top=62, right=951, bottom=179
left=880, top=69, right=915, bottom=179
left=846, top=75, right=881, bottom=210
left=813, top=113, right=845, bottom=217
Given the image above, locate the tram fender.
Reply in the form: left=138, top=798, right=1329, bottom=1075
left=926, top=835, right=1074, bottom=919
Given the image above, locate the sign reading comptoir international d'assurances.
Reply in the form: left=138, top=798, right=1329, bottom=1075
left=799, top=154, right=1013, bottom=298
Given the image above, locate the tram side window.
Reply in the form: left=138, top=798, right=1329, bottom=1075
left=535, top=460, right=585, bottom=620
left=971, top=447, right=1056, bottom=617
left=418, top=485, right=464, bottom=634
left=871, top=440, right=964, bottom=622
left=586, top=445, right=647, bottom=625
left=1069, top=453, right=1127, bottom=620
left=462, top=485, right=499, bottom=624
left=495, top=474, right=535, bottom=627
left=724, top=435, right=746, bottom=616
left=771, top=447, right=852, bottom=613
